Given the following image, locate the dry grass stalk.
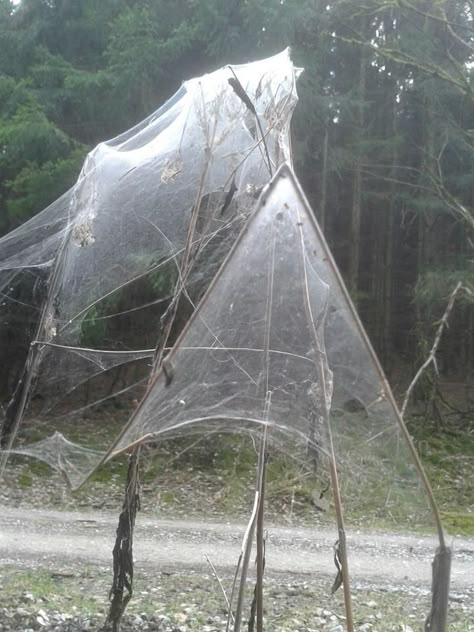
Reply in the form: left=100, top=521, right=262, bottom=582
left=205, top=554, right=233, bottom=623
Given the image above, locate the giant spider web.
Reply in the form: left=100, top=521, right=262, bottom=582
left=0, top=49, right=301, bottom=482
left=0, top=50, right=433, bottom=532
left=0, top=51, right=450, bottom=628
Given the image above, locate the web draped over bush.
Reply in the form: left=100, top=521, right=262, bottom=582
left=0, top=50, right=433, bottom=532
left=0, top=49, right=301, bottom=476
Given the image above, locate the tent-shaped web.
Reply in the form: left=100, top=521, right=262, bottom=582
left=100, top=163, right=435, bottom=533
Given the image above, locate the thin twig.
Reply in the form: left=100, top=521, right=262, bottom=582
left=225, top=555, right=242, bottom=632
left=401, top=282, right=463, bottom=418
left=205, top=555, right=233, bottom=623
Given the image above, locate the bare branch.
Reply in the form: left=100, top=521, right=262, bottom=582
left=332, top=33, right=473, bottom=99
left=400, top=0, right=474, bottom=38
left=401, top=282, right=463, bottom=418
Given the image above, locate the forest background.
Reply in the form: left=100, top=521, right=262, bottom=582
left=0, top=0, right=473, bottom=429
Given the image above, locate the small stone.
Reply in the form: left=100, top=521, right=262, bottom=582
left=175, top=612, right=188, bottom=623
left=36, top=612, right=49, bottom=626
left=365, top=600, right=377, bottom=608
left=15, top=607, right=29, bottom=616
left=22, top=592, right=35, bottom=603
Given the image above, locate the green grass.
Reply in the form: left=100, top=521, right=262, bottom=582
left=440, top=511, right=474, bottom=536
left=411, top=420, right=474, bottom=535
left=88, top=457, right=128, bottom=484
left=9, top=414, right=474, bottom=534
left=17, top=467, right=34, bottom=488
left=142, top=423, right=474, bottom=534
left=14, top=457, right=52, bottom=488
left=0, top=568, right=101, bottom=615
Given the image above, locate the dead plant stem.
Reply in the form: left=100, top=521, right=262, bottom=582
left=103, top=446, right=141, bottom=632
left=256, top=427, right=267, bottom=632
left=232, top=426, right=268, bottom=632
left=327, top=426, right=354, bottom=632
left=231, top=490, right=260, bottom=632
left=287, top=163, right=452, bottom=630
left=296, top=205, right=354, bottom=632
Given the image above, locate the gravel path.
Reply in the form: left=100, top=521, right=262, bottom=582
left=1, top=508, right=474, bottom=631
left=0, top=507, right=473, bottom=589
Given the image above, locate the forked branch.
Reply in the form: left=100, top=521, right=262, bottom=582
left=401, top=282, right=464, bottom=418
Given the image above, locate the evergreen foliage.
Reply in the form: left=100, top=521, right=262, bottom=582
left=0, top=0, right=473, bottom=403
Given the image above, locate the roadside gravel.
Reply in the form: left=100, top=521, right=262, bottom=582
left=1, top=507, right=473, bottom=632
left=1, top=450, right=473, bottom=631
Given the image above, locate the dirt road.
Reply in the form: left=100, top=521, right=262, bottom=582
left=1, top=507, right=473, bottom=593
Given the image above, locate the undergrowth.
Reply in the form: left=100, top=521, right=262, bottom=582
left=410, top=418, right=474, bottom=535
left=9, top=414, right=474, bottom=534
